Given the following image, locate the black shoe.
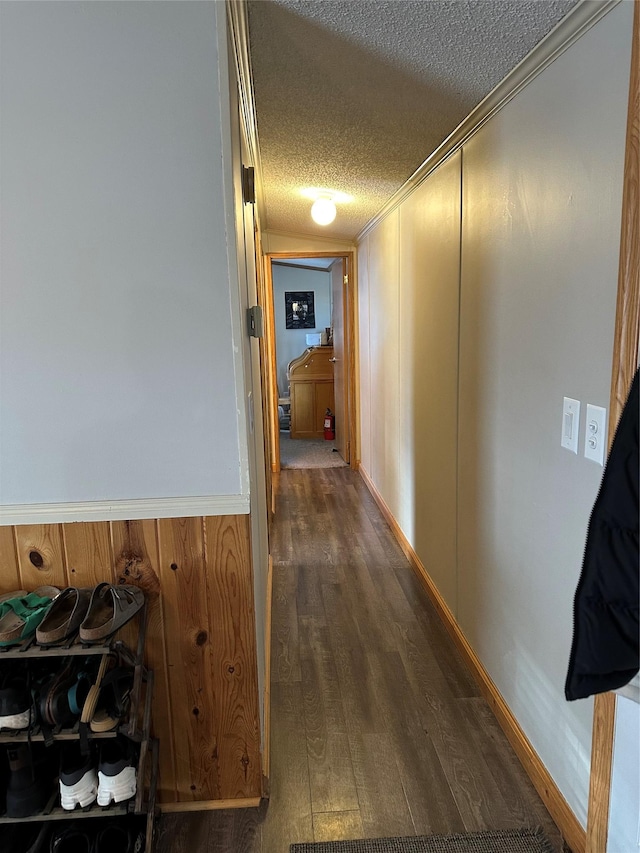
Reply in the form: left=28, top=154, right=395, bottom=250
left=94, top=821, right=135, bottom=853
left=5, top=743, right=55, bottom=818
left=4, top=822, right=50, bottom=852
left=49, top=824, right=93, bottom=853
left=0, top=745, right=8, bottom=815
left=0, top=664, right=32, bottom=730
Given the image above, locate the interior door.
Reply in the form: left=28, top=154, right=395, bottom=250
left=331, top=258, right=349, bottom=463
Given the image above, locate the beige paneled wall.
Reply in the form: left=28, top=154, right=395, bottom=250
left=358, top=157, right=461, bottom=612
left=398, top=154, right=461, bottom=612
left=357, top=238, right=372, bottom=471
left=368, top=211, right=401, bottom=518
left=458, top=2, right=632, bottom=824
left=357, top=0, right=633, bottom=831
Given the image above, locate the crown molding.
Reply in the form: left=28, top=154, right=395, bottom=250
left=357, top=0, right=622, bottom=243
left=226, top=0, right=266, bottom=215
left=0, top=494, right=250, bottom=526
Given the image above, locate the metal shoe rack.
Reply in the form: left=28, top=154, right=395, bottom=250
left=0, top=602, right=159, bottom=852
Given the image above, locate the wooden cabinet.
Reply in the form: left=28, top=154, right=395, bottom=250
left=288, top=347, right=335, bottom=439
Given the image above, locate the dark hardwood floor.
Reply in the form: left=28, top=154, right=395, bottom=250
left=156, top=468, right=566, bottom=853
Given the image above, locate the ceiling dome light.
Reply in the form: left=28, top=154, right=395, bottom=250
left=311, top=197, right=337, bottom=226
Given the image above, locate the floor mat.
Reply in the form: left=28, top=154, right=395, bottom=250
left=290, top=828, right=555, bottom=853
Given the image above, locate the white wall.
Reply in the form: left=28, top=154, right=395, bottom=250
left=608, top=696, right=640, bottom=852
left=358, top=1, right=633, bottom=828
left=272, top=265, right=332, bottom=394
left=399, top=155, right=460, bottom=610
left=0, top=1, right=247, bottom=516
left=458, top=1, right=631, bottom=821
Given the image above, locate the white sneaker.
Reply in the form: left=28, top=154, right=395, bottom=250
left=97, top=764, right=137, bottom=806
left=96, top=738, right=137, bottom=806
left=0, top=710, right=30, bottom=730
left=59, top=742, right=98, bottom=810
left=59, top=767, right=98, bottom=810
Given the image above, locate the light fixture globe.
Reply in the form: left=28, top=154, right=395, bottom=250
left=311, top=197, right=337, bottom=226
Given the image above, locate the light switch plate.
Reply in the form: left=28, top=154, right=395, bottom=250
left=561, top=397, right=580, bottom=454
left=584, top=404, right=607, bottom=465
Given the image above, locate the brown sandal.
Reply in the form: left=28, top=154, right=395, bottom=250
left=78, top=584, right=144, bottom=643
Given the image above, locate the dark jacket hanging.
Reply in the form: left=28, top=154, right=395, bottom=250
left=565, top=369, right=639, bottom=701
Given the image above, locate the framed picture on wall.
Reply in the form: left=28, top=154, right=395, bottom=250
left=285, top=291, right=315, bottom=329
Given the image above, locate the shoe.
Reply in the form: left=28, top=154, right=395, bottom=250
left=49, top=825, right=93, bottom=853
left=97, top=737, right=137, bottom=806
left=80, top=653, right=111, bottom=728
left=0, top=664, right=32, bottom=730
left=36, top=587, right=93, bottom=645
left=0, top=589, right=60, bottom=646
left=35, top=656, right=99, bottom=732
left=0, top=589, right=28, bottom=604
left=0, top=746, right=8, bottom=814
left=90, top=662, right=133, bottom=733
left=5, top=743, right=55, bottom=817
left=79, top=584, right=144, bottom=643
left=59, top=742, right=98, bottom=811
left=3, top=823, right=50, bottom=852
left=94, top=821, right=137, bottom=853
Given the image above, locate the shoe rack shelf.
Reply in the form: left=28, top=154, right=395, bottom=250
left=0, top=603, right=159, bottom=851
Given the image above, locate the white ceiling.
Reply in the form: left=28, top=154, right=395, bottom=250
left=273, top=257, right=338, bottom=271
left=248, top=0, right=580, bottom=241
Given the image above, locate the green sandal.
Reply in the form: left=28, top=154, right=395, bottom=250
left=0, top=588, right=60, bottom=646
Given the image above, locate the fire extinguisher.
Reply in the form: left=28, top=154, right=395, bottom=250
left=324, top=408, right=335, bottom=441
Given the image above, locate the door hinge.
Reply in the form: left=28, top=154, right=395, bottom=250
left=343, top=274, right=349, bottom=286
left=242, top=165, right=256, bottom=205
left=247, top=305, right=264, bottom=338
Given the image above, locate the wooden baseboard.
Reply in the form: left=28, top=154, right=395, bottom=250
left=358, top=465, right=586, bottom=853
left=160, top=797, right=262, bottom=813
left=263, top=554, right=274, bottom=789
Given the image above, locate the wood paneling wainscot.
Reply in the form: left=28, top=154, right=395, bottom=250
left=0, top=515, right=262, bottom=808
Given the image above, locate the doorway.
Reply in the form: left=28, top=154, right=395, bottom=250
left=263, top=252, right=356, bottom=476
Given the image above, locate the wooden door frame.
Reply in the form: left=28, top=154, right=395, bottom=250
left=587, top=2, right=639, bottom=850
left=263, top=251, right=357, bottom=475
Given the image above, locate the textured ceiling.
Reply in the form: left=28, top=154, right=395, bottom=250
left=248, top=0, right=580, bottom=240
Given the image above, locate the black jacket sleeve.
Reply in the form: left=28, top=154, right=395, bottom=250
left=565, top=369, right=639, bottom=701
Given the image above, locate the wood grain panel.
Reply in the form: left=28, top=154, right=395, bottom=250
left=158, top=516, right=219, bottom=802
left=62, top=522, right=115, bottom=588
left=14, top=524, right=67, bottom=590
left=6, top=512, right=260, bottom=809
left=313, top=811, right=364, bottom=843
left=0, top=527, right=21, bottom=594
left=261, top=682, right=313, bottom=851
left=111, top=519, right=177, bottom=804
left=204, top=515, right=261, bottom=800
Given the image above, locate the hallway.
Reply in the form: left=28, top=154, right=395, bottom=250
left=157, top=468, right=565, bottom=853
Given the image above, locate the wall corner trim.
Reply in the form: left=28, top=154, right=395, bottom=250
left=356, top=0, right=621, bottom=243
left=262, top=554, right=274, bottom=786
left=0, top=495, right=251, bottom=526
left=160, top=797, right=262, bottom=814
left=226, top=0, right=265, bottom=211
left=358, top=464, right=587, bottom=853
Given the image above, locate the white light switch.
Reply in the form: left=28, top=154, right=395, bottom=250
left=584, top=404, right=607, bottom=465
left=561, top=397, right=580, bottom=454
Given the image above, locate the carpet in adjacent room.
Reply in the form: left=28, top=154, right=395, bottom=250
left=279, top=431, right=348, bottom=469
